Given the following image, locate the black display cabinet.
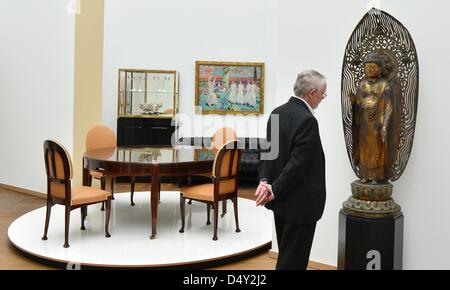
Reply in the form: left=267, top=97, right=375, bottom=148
left=117, top=117, right=175, bottom=146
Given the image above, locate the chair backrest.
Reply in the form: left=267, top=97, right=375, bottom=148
left=43, top=140, right=73, bottom=200
left=86, top=125, right=116, bottom=151
left=211, top=127, right=237, bottom=150
left=212, top=141, right=242, bottom=196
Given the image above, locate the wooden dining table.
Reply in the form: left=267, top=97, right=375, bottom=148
left=83, top=145, right=215, bottom=239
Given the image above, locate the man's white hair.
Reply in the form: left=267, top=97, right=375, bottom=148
left=293, top=70, right=326, bottom=98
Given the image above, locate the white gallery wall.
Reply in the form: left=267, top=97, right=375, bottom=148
left=0, top=0, right=75, bottom=193
left=102, top=0, right=278, bottom=138
left=103, top=0, right=450, bottom=269
left=275, top=0, right=450, bottom=269
left=0, top=0, right=448, bottom=270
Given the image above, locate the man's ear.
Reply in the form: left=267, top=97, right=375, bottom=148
left=305, top=89, right=315, bottom=101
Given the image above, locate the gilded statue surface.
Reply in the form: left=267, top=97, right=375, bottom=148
left=350, top=52, right=400, bottom=183
left=341, top=8, right=419, bottom=184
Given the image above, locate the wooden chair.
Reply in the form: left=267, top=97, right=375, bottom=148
left=42, top=140, right=112, bottom=248
left=86, top=125, right=136, bottom=207
left=189, top=127, right=237, bottom=217
left=209, top=127, right=238, bottom=151
left=179, top=140, right=242, bottom=241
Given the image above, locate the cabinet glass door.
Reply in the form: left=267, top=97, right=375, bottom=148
left=118, top=69, right=178, bottom=118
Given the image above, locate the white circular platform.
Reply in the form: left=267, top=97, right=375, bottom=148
left=8, top=191, right=272, bottom=269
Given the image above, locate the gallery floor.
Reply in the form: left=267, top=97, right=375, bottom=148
left=1, top=183, right=278, bottom=270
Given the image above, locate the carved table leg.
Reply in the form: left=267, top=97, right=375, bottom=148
left=150, top=165, right=160, bottom=240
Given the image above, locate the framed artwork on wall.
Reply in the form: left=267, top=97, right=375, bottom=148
left=194, top=148, right=215, bottom=162
left=195, top=61, right=264, bottom=115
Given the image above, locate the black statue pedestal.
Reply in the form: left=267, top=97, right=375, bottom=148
left=338, top=210, right=404, bottom=270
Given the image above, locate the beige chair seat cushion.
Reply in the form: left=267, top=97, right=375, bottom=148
left=181, top=179, right=236, bottom=202
left=89, top=170, right=105, bottom=179
left=71, top=186, right=111, bottom=206
left=181, top=184, right=214, bottom=202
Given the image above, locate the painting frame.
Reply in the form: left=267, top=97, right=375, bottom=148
left=195, top=61, right=265, bottom=115
left=194, top=147, right=216, bottom=163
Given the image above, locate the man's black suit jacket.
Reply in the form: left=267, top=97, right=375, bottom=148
left=259, top=97, right=326, bottom=224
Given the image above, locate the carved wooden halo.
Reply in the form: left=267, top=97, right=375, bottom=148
left=341, top=8, right=419, bottom=181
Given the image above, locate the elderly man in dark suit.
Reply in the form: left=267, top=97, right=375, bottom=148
left=256, top=70, right=327, bottom=270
